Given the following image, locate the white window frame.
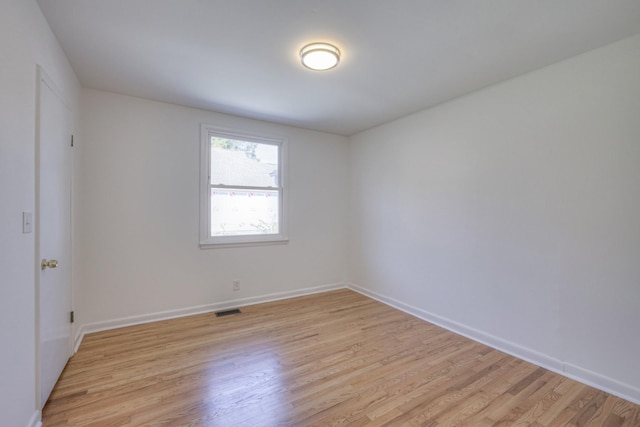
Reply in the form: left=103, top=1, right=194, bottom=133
left=199, top=124, right=288, bottom=248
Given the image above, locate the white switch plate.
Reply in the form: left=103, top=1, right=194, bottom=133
left=23, top=212, right=33, bottom=234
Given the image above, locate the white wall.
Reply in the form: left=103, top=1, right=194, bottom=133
left=76, top=90, right=349, bottom=329
left=349, top=34, right=640, bottom=403
left=0, top=1, right=80, bottom=426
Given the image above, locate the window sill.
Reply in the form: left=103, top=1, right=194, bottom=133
left=199, top=237, right=289, bottom=249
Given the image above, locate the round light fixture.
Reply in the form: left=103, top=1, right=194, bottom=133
left=300, top=42, right=340, bottom=71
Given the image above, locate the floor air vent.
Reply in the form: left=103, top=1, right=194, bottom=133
left=215, top=308, right=241, bottom=317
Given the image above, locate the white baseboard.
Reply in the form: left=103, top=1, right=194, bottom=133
left=347, top=283, right=640, bottom=405
left=27, top=410, right=41, bottom=427
left=563, top=362, right=640, bottom=406
left=74, top=283, right=347, bottom=349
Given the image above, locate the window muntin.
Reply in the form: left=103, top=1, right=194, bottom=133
left=200, top=126, right=287, bottom=247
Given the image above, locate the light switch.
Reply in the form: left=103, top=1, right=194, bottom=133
left=23, top=212, right=32, bottom=234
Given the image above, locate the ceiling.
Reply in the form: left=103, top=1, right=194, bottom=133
left=38, top=0, right=640, bottom=136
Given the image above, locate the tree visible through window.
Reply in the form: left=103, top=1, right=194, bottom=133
left=200, top=126, right=287, bottom=247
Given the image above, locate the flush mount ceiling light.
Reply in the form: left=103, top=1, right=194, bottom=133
left=300, top=42, right=341, bottom=71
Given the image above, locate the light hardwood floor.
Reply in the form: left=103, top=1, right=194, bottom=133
left=43, top=289, right=640, bottom=426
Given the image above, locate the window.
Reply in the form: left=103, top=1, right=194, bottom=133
left=200, top=125, right=287, bottom=247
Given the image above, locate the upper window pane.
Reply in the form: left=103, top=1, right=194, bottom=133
left=210, top=137, right=279, bottom=187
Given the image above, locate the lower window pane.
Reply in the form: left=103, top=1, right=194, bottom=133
left=210, top=189, right=279, bottom=236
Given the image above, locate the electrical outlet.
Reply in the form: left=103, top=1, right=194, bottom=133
left=233, top=280, right=240, bottom=291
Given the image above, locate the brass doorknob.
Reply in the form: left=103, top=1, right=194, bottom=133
left=41, top=259, right=58, bottom=270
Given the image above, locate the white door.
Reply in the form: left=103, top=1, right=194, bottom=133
left=37, top=67, right=73, bottom=407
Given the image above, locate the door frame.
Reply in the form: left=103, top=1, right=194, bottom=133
left=35, top=65, right=74, bottom=409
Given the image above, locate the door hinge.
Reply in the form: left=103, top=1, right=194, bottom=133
left=70, top=311, right=75, bottom=323
left=71, top=135, right=74, bottom=147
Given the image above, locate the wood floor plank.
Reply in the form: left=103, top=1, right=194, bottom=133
left=42, top=289, right=640, bottom=426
